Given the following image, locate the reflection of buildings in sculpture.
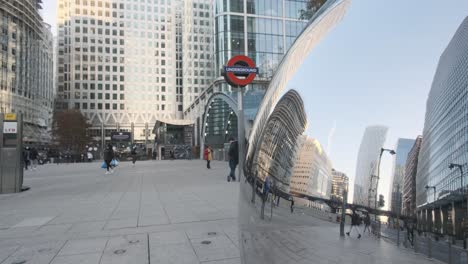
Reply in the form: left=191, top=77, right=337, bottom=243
left=402, top=136, right=422, bottom=217
left=290, top=136, right=333, bottom=206
left=353, top=126, right=388, bottom=207
left=389, top=138, right=415, bottom=215
left=254, top=90, right=306, bottom=194
left=331, top=169, right=349, bottom=202
left=416, top=17, right=468, bottom=207
left=0, top=1, right=54, bottom=143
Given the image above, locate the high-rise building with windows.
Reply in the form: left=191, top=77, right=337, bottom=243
left=353, top=125, right=388, bottom=207
left=290, top=136, right=333, bottom=200
left=182, top=0, right=214, bottom=112
left=331, top=169, right=348, bottom=202
left=184, top=0, right=324, bottom=150
left=56, top=0, right=181, bottom=141
left=417, top=17, right=468, bottom=207
left=402, top=136, right=422, bottom=217
left=0, top=0, right=54, bottom=143
left=389, top=138, right=415, bottom=215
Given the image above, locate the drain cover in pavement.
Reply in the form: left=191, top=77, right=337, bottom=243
left=114, top=249, right=127, bottom=255
left=129, top=240, right=140, bottom=244
left=207, top=232, right=217, bottom=236
left=38, top=248, right=52, bottom=253
left=201, top=240, right=212, bottom=245
left=11, top=261, right=27, bottom=264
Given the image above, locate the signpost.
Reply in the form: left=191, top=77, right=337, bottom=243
left=0, top=113, right=23, bottom=193
left=222, top=55, right=258, bottom=181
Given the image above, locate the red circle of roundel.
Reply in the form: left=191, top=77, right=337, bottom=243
left=226, top=55, right=257, bottom=87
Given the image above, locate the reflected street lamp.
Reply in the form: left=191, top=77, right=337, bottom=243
left=425, top=185, right=436, bottom=203
left=449, top=163, right=465, bottom=193
left=374, top=148, right=396, bottom=209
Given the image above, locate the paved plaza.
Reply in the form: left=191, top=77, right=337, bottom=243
left=0, top=160, right=442, bottom=264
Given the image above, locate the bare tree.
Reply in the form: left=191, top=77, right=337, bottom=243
left=52, top=109, right=91, bottom=153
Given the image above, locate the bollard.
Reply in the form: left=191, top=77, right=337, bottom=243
left=428, top=237, right=432, bottom=259
left=397, top=226, right=400, bottom=247
left=448, top=241, right=452, bottom=264
left=414, top=233, right=418, bottom=253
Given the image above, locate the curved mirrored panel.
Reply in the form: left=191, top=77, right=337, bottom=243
left=239, top=1, right=468, bottom=263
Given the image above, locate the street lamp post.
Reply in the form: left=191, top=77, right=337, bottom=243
left=374, top=148, right=396, bottom=209
left=449, top=163, right=466, bottom=248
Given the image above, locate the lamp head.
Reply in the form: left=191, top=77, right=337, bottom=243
left=449, top=163, right=455, bottom=170
left=425, top=185, right=429, bottom=190
left=389, top=150, right=396, bottom=155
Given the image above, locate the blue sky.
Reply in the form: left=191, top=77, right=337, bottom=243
left=41, top=0, right=468, bottom=206
left=287, top=0, right=468, bottom=204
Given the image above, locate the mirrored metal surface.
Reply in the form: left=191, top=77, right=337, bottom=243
left=239, top=1, right=468, bottom=263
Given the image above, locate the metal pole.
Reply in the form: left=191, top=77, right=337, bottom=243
left=340, top=190, right=347, bottom=237
left=375, top=150, right=383, bottom=210
left=237, top=88, right=245, bottom=182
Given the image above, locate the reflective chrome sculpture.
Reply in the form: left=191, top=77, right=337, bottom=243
left=239, top=0, right=352, bottom=263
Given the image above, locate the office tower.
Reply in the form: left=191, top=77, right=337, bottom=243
left=331, top=169, right=349, bottom=202
left=56, top=0, right=181, bottom=141
left=353, top=125, right=388, bottom=207
left=182, top=0, right=214, bottom=112
left=389, top=138, right=415, bottom=214
left=290, top=136, right=333, bottom=200
left=402, top=136, right=422, bottom=217
left=0, top=1, right=54, bottom=143
left=417, top=17, right=468, bottom=207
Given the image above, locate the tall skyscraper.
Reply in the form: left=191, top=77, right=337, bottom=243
left=183, top=0, right=323, bottom=148
left=331, top=169, right=349, bottom=202
left=402, top=136, right=422, bottom=217
left=56, top=0, right=181, bottom=141
left=290, top=136, right=333, bottom=200
left=182, top=0, right=214, bottom=112
left=353, top=125, right=388, bottom=207
left=0, top=1, right=54, bottom=143
left=389, top=138, right=415, bottom=214
left=417, top=17, right=468, bottom=207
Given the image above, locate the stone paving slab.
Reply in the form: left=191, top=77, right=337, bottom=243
left=0, top=160, right=443, bottom=264
left=0, top=160, right=239, bottom=264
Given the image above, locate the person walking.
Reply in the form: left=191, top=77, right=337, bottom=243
left=30, top=147, right=39, bottom=170
left=227, top=138, right=239, bottom=182
left=346, top=210, right=362, bottom=239
left=87, top=151, right=93, bottom=162
left=260, top=175, right=271, bottom=219
left=363, top=213, right=371, bottom=234
left=23, top=147, right=31, bottom=170
left=131, top=145, right=138, bottom=166
left=204, top=145, right=212, bottom=169
left=103, top=144, right=115, bottom=174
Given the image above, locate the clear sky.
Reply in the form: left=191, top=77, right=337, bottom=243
left=40, top=0, right=468, bottom=207
left=287, top=0, right=468, bottom=206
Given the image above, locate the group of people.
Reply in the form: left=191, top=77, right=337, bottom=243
left=23, top=147, right=39, bottom=170
left=102, top=144, right=138, bottom=174
left=204, top=137, right=239, bottom=182
left=346, top=211, right=372, bottom=239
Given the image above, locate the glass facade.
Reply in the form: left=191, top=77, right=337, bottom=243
left=389, top=138, right=415, bottom=214
left=416, top=17, right=468, bottom=207
left=214, top=0, right=309, bottom=79
left=353, top=126, right=388, bottom=208
left=402, top=136, right=422, bottom=217
left=0, top=1, right=54, bottom=143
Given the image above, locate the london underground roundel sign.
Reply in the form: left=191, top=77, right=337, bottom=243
left=222, top=55, right=258, bottom=87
